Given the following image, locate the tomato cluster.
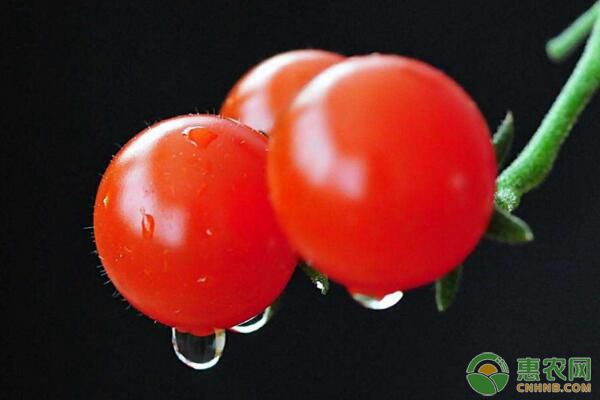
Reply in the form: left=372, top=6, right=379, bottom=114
left=94, top=50, right=496, bottom=338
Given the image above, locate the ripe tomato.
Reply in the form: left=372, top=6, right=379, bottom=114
left=221, top=49, right=344, bottom=132
left=94, top=115, right=296, bottom=335
left=268, top=55, right=496, bottom=296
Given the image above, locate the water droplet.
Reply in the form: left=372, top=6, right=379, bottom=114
left=141, top=213, right=155, bottom=239
left=350, top=290, right=404, bottom=310
left=315, top=281, right=326, bottom=292
left=102, top=195, right=110, bottom=207
left=230, top=306, right=273, bottom=334
left=205, top=228, right=213, bottom=237
left=182, top=126, right=218, bottom=148
left=197, top=276, right=207, bottom=283
left=172, top=328, right=226, bottom=370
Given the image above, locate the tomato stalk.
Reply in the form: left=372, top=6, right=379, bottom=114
left=496, top=6, right=600, bottom=212
left=546, top=1, right=599, bottom=62
left=437, top=5, right=600, bottom=312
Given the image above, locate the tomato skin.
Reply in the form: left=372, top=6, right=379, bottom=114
left=221, top=49, right=344, bottom=132
left=268, top=55, right=496, bottom=295
left=94, top=115, right=296, bottom=334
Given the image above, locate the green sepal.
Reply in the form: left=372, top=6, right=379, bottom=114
left=492, top=111, right=514, bottom=169
left=435, top=265, right=463, bottom=312
left=485, top=204, right=534, bottom=243
left=299, top=261, right=330, bottom=295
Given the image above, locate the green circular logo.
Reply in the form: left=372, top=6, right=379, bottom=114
left=466, top=352, right=510, bottom=396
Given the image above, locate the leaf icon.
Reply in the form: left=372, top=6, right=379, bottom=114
left=466, top=373, right=497, bottom=396
left=490, top=373, right=509, bottom=392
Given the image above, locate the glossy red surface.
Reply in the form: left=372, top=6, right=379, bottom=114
left=221, top=49, right=344, bottom=132
left=268, top=55, right=496, bottom=295
left=94, top=115, right=296, bottom=335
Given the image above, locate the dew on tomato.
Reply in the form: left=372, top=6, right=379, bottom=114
left=221, top=49, right=344, bottom=132
left=268, top=54, right=496, bottom=296
left=140, top=211, right=154, bottom=239
left=94, top=115, right=296, bottom=336
left=182, top=126, right=219, bottom=148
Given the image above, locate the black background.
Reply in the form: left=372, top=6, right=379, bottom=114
left=6, top=1, right=600, bottom=399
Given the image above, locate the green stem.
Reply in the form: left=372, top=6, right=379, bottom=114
left=496, top=13, right=600, bottom=212
left=546, top=2, right=600, bottom=62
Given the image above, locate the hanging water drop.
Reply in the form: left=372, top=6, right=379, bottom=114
left=350, top=290, right=404, bottom=310
left=171, top=328, right=226, bottom=370
left=230, top=306, right=273, bottom=334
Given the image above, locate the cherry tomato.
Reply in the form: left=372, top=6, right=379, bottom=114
left=221, top=49, right=344, bottom=132
left=268, top=55, right=496, bottom=296
left=94, top=115, right=296, bottom=335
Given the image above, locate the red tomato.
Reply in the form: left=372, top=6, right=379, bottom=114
left=268, top=55, right=496, bottom=296
left=94, top=115, right=296, bottom=335
left=221, top=49, right=344, bottom=132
